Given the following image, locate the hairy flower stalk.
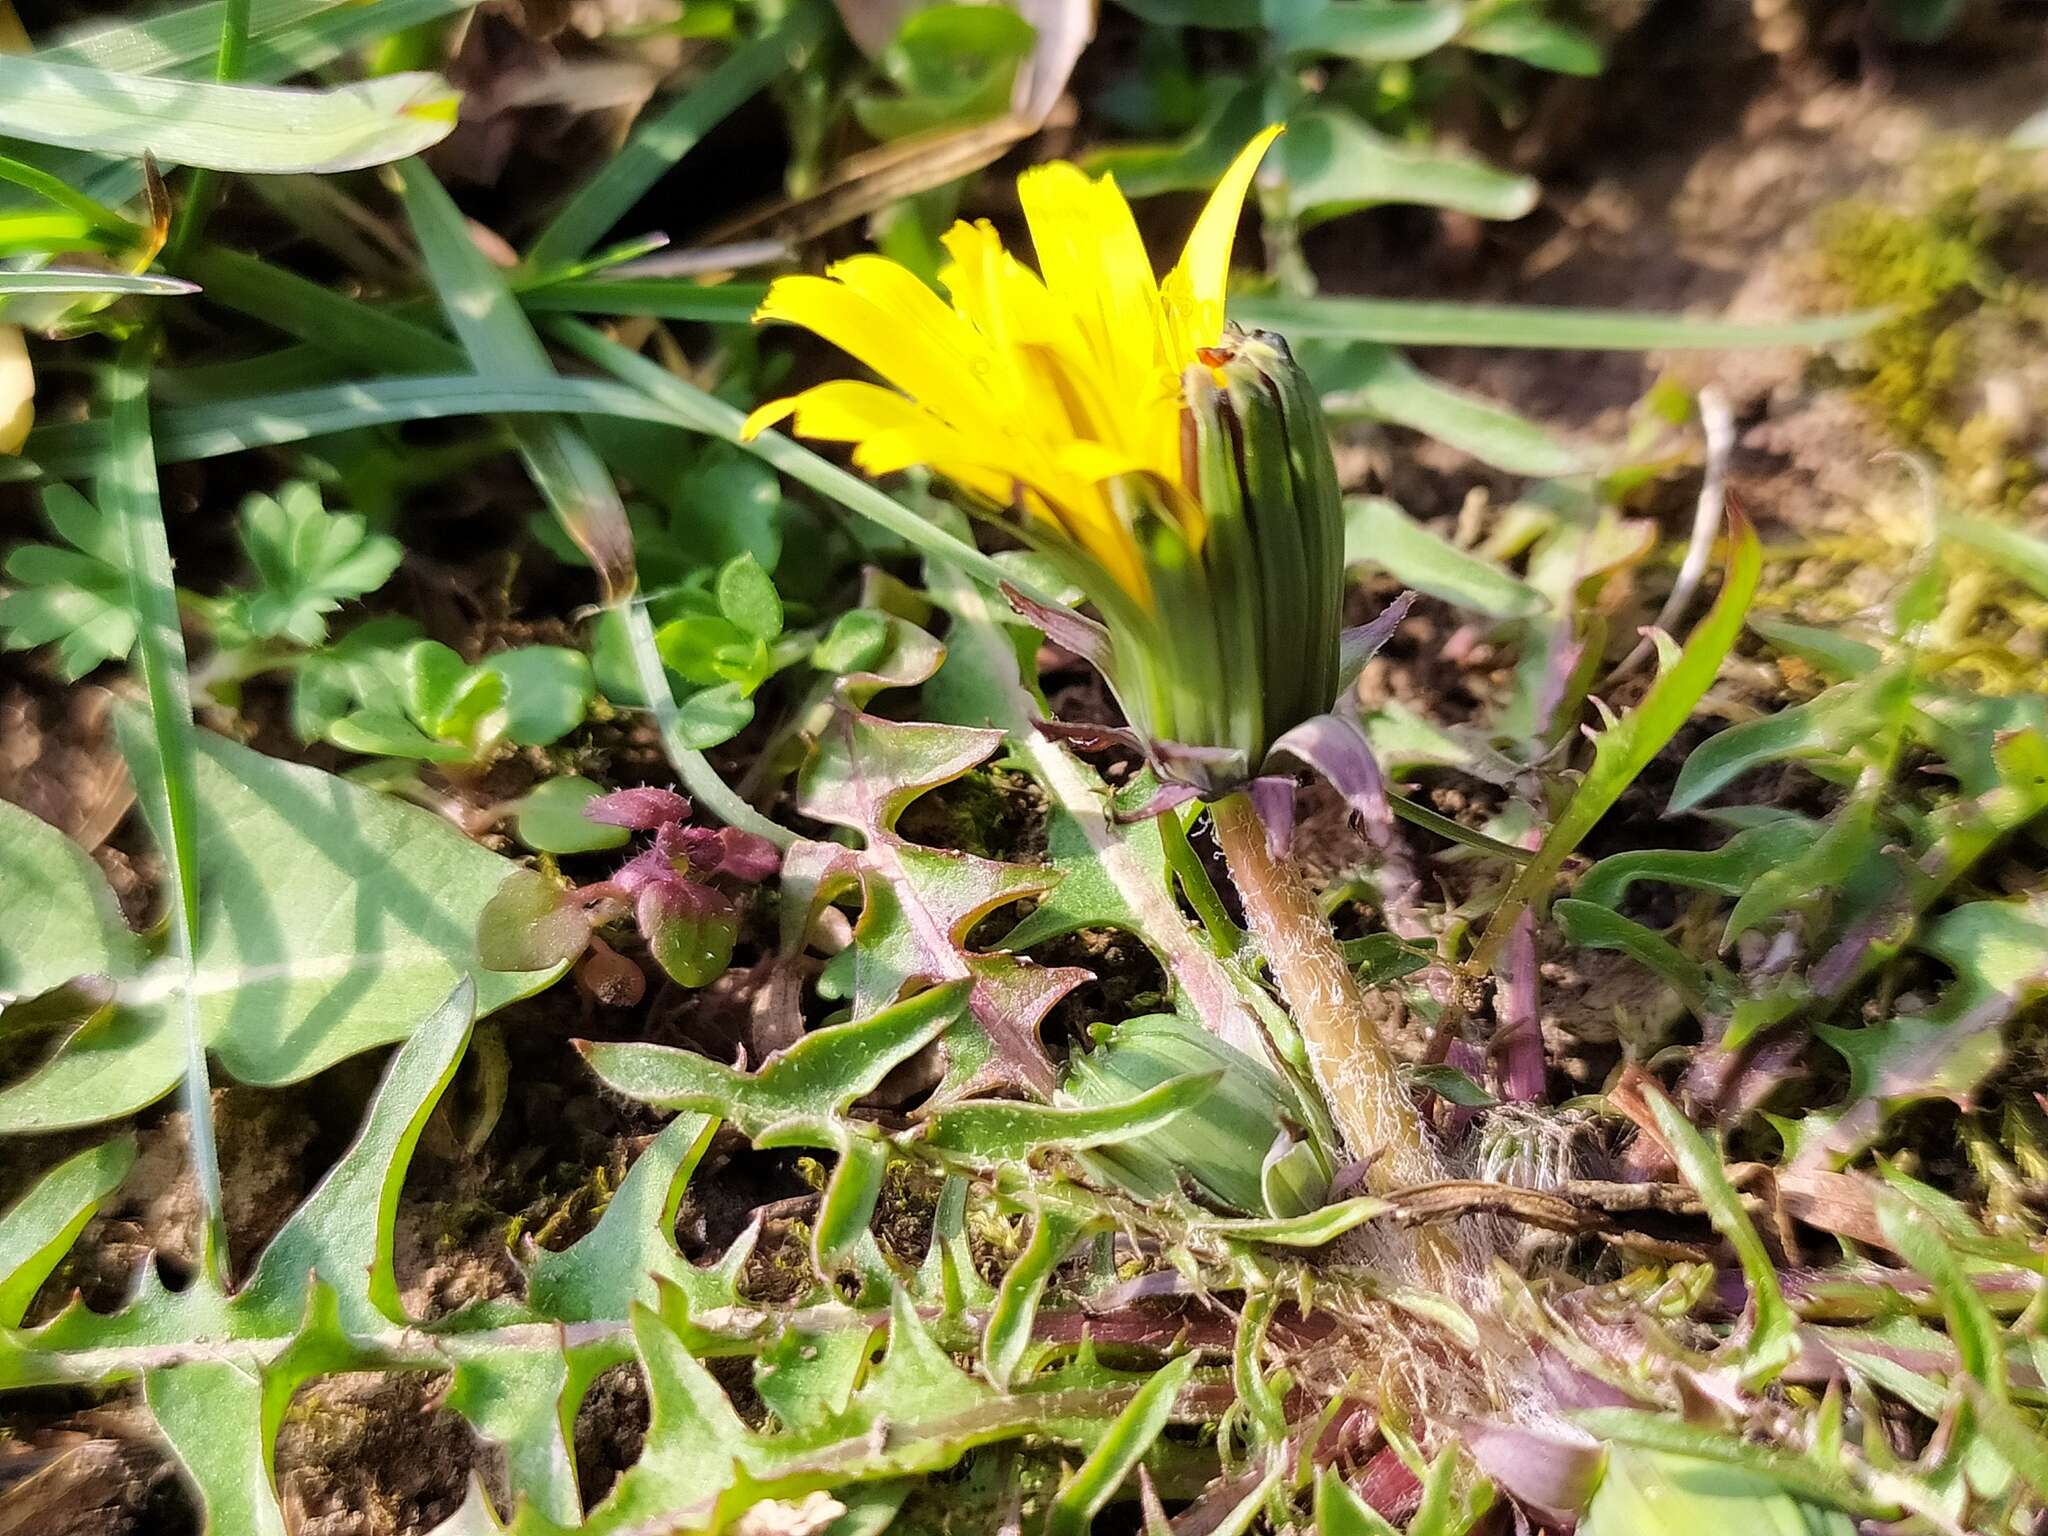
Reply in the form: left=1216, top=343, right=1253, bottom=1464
left=742, top=129, right=1457, bottom=1256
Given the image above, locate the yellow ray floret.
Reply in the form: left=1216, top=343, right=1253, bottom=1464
left=741, top=126, right=1283, bottom=609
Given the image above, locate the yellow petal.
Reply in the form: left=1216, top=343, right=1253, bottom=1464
left=754, top=273, right=998, bottom=438
left=740, top=395, right=798, bottom=440
left=1169, top=124, right=1284, bottom=342
left=0, top=326, right=32, bottom=456
left=1017, top=160, right=1169, bottom=390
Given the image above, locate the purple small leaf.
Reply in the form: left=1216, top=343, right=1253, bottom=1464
left=1249, top=774, right=1297, bottom=859
left=1110, top=779, right=1202, bottom=824
left=1032, top=717, right=1146, bottom=756
left=585, top=785, right=692, bottom=831
left=1266, top=712, right=1401, bottom=860
left=1438, top=1037, right=1489, bottom=1139
left=1336, top=590, right=1416, bottom=695
left=612, top=844, right=680, bottom=897
left=1001, top=581, right=1117, bottom=677
left=1461, top=1420, right=1603, bottom=1523
left=1148, top=739, right=1248, bottom=798
left=683, top=826, right=782, bottom=883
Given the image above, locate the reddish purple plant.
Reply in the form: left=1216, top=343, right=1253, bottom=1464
left=478, top=785, right=781, bottom=995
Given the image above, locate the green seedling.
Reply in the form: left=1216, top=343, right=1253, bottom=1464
left=0, top=477, right=402, bottom=690
left=321, top=637, right=594, bottom=767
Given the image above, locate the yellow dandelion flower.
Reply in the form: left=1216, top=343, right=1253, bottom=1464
left=741, top=127, right=1283, bottom=611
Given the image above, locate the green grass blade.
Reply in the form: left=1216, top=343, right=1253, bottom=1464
left=545, top=318, right=1029, bottom=597
left=9, top=0, right=480, bottom=219
left=394, top=158, right=785, bottom=845
left=0, top=269, right=196, bottom=296
left=103, top=336, right=227, bottom=1284
left=177, top=246, right=460, bottom=371
left=394, top=158, right=634, bottom=587
left=3, top=374, right=682, bottom=478
left=0, top=57, right=459, bottom=173
left=1235, top=294, right=1884, bottom=350
left=41, top=0, right=379, bottom=72
left=517, top=276, right=767, bottom=324
left=1470, top=511, right=1761, bottom=971
left=1317, top=343, right=1582, bottom=476
left=525, top=3, right=827, bottom=270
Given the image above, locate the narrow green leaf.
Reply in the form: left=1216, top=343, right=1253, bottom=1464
left=0, top=57, right=457, bottom=173
left=1191, top=1195, right=1392, bottom=1248
left=1555, top=900, right=1715, bottom=1016
left=1460, top=6, right=1603, bottom=74
left=178, top=245, right=460, bottom=374
left=440, top=1345, right=576, bottom=1524
left=582, top=980, right=969, bottom=1139
left=1343, top=495, right=1545, bottom=617
left=394, top=159, right=785, bottom=845
left=982, top=1202, right=1089, bottom=1389
left=814, top=1137, right=892, bottom=1276
left=1873, top=1184, right=2005, bottom=1399
left=0, top=269, right=195, bottom=297
left=42, top=0, right=446, bottom=74
left=1943, top=513, right=2048, bottom=600
left=239, top=981, right=475, bottom=1333
left=1574, top=818, right=1823, bottom=909
left=0, top=797, right=141, bottom=998
left=0, top=1136, right=137, bottom=1327
left=1317, top=343, right=1582, bottom=476
left=1962, top=1379, right=2048, bottom=1500
left=1575, top=1412, right=1877, bottom=1517
left=1471, top=513, right=1761, bottom=971
left=1278, top=2, right=1464, bottom=63
left=1044, top=1353, right=1199, bottom=1536
left=1668, top=697, right=1841, bottom=813
left=1279, top=107, right=1537, bottom=223
left=525, top=1112, right=723, bottom=1322
left=919, top=1072, right=1222, bottom=1164
left=145, top=1359, right=289, bottom=1536
left=6, top=374, right=671, bottom=480
left=104, top=336, right=224, bottom=1284
left=1316, top=1466, right=1400, bottom=1535
left=1637, top=1083, right=1797, bottom=1388
left=517, top=276, right=765, bottom=324
left=546, top=318, right=1033, bottom=599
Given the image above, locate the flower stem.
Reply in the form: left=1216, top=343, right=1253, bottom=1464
left=1209, top=791, right=1449, bottom=1196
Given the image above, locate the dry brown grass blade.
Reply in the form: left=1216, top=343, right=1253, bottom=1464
left=691, top=116, right=1032, bottom=253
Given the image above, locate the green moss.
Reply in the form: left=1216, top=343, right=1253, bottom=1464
left=1817, top=143, right=2048, bottom=506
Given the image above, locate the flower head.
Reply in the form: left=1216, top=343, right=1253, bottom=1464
left=742, top=126, right=1283, bottom=614
left=745, top=131, right=1403, bottom=843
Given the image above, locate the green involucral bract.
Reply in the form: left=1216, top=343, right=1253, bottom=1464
left=1036, top=329, right=1347, bottom=794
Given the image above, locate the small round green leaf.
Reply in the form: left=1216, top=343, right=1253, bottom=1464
left=675, top=683, right=755, bottom=749
left=813, top=609, right=891, bottom=674
left=514, top=777, right=631, bottom=854
left=481, top=645, right=594, bottom=747
left=327, top=709, right=471, bottom=763
left=715, top=553, right=783, bottom=641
